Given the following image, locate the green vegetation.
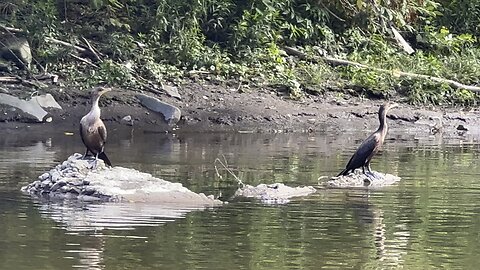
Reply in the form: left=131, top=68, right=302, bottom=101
left=1, top=0, right=479, bottom=104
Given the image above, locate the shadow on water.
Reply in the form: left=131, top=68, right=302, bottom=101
left=1, top=127, right=480, bottom=269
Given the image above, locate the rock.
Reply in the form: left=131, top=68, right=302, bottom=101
left=50, top=180, right=66, bottom=192
left=31, top=94, right=62, bottom=110
left=39, top=173, right=50, bottom=180
left=21, top=153, right=223, bottom=207
left=234, top=183, right=316, bottom=204
left=136, top=94, right=181, bottom=125
left=121, top=115, right=133, bottom=126
left=457, top=124, right=468, bottom=131
left=33, top=180, right=41, bottom=189
left=51, top=171, right=61, bottom=182
left=0, top=36, right=32, bottom=69
left=325, top=170, right=401, bottom=188
left=81, top=187, right=96, bottom=196
left=0, top=93, right=49, bottom=122
left=41, top=179, right=50, bottom=188
left=162, top=84, right=181, bottom=100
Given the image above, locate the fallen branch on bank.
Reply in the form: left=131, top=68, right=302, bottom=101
left=0, top=24, right=23, bottom=33
left=283, top=46, right=480, bottom=92
left=0, top=76, right=47, bottom=88
left=81, top=37, right=102, bottom=62
left=45, top=37, right=102, bottom=63
left=69, top=53, right=99, bottom=68
left=45, top=37, right=88, bottom=53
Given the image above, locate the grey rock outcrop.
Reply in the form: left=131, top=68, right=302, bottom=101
left=0, top=93, right=62, bottom=122
left=234, top=183, right=316, bottom=204
left=22, top=153, right=222, bottom=207
left=0, top=36, right=32, bottom=69
left=137, top=94, right=181, bottom=125
left=325, top=170, right=401, bottom=188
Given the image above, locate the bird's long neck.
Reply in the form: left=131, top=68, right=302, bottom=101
left=378, top=109, right=388, bottom=134
left=88, top=95, right=101, bottom=119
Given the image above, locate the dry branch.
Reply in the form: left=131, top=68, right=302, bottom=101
left=81, top=37, right=102, bottom=62
left=283, top=46, right=480, bottom=92
left=0, top=24, right=23, bottom=33
left=391, top=26, right=414, bottom=55
left=0, top=76, right=47, bottom=88
left=45, top=37, right=88, bottom=53
left=69, top=53, right=99, bottom=68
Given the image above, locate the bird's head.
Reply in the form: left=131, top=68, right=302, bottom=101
left=91, top=86, right=112, bottom=98
left=380, top=102, right=398, bottom=114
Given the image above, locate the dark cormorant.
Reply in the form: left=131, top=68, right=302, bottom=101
left=80, top=87, right=112, bottom=167
left=337, top=102, right=398, bottom=178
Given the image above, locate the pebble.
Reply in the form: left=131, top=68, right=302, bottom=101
left=51, top=172, right=61, bottom=182
left=41, top=179, right=50, bottom=188
left=81, top=187, right=96, bottom=196
left=61, top=161, right=69, bottom=170
left=33, top=180, right=41, bottom=189
left=50, top=180, right=66, bottom=192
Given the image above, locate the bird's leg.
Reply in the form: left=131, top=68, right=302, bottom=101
left=82, top=149, right=91, bottom=159
left=363, top=165, right=376, bottom=181
left=366, top=163, right=380, bottom=179
left=93, top=152, right=99, bottom=169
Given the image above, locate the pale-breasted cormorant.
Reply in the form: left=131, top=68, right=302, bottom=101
left=80, top=87, right=112, bottom=167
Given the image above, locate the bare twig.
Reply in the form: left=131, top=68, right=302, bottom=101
left=81, top=37, right=102, bottom=62
left=214, top=156, right=244, bottom=188
left=0, top=76, right=19, bottom=83
left=32, top=73, right=59, bottom=83
left=0, top=76, right=47, bottom=88
left=319, top=2, right=345, bottom=22
left=45, top=37, right=88, bottom=53
left=391, top=26, right=414, bottom=55
left=283, top=46, right=480, bottom=92
left=69, top=53, right=99, bottom=68
left=0, top=24, right=23, bottom=33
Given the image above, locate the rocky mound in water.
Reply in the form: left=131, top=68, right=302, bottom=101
left=21, top=153, right=222, bottom=206
left=324, top=171, right=401, bottom=188
left=234, top=183, right=316, bottom=204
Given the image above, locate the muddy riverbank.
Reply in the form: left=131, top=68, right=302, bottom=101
left=1, top=81, right=479, bottom=137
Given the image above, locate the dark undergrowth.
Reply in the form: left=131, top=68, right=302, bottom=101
left=1, top=0, right=479, bottom=106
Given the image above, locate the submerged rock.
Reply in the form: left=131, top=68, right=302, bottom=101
left=234, top=183, right=316, bottom=204
left=325, top=171, right=401, bottom=188
left=21, top=154, right=222, bottom=207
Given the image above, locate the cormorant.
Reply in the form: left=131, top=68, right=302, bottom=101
left=337, top=102, right=398, bottom=179
left=80, top=86, right=112, bottom=167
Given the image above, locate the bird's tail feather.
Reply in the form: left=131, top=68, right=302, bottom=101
left=98, top=152, right=112, bottom=167
left=337, top=169, right=347, bottom=177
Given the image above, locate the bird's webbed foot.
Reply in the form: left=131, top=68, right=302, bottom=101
left=86, top=157, right=99, bottom=170
left=363, top=171, right=377, bottom=182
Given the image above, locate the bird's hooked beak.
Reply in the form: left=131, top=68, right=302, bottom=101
left=99, top=87, right=112, bottom=96
left=388, top=102, right=399, bottom=111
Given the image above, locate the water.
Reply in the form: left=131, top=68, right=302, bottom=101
left=1, top=128, right=480, bottom=269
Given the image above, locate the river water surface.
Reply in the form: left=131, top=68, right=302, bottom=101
left=1, top=128, right=480, bottom=269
